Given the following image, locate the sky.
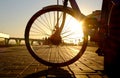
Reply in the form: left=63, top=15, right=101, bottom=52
left=0, top=0, right=102, bottom=38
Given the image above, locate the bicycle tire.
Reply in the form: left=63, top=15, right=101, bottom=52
left=25, top=5, right=88, bottom=67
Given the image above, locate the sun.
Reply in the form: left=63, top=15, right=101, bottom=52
left=69, top=19, right=84, bottom=43
left=69, top=19, right=83, bottom=39
left=62, top=15, right=84, bottom=44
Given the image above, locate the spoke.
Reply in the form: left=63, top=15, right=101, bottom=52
left=63, top=46, right=73, bottom=57
left=36, top=18, right=48, bottom=29
left=41, top=14, right=50, bottom=29
left=62, top=32, right=75, bottom=38
left=36, top=46, right=52, bottom=60
left=48, top=12, right=53, bottom=30
left=30, top=32, right=50, bottom=37
left=48, top=47, right=52, bottom=62
left=57, top=47, right=66, bottom=62
left=37, top=17, right=52, bottom=32
left=34, top=22, right=49, bottom=35
left=30, top=24, right=50, bottom=37
left=63, top=37, right=78, bottom=40
left=58, top=46, right=72, bottom=61
left=44, top=13, right=53, bottom=31
left=62, top=16, right=72, bottom=33
left=64, top=46, right=77, bottom=56
left=56, top=47, right=60, bottom=63
left=54, top=12, right=56, bottom=28
left=31, top=24, right=41, bottom=32
left=61, top=30, right=71, bottom=35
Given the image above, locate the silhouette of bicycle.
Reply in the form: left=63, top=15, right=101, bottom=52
left=25, top=0, right=99, bottom=67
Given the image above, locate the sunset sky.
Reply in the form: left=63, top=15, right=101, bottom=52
left=0, top=0, right=102, bottom=38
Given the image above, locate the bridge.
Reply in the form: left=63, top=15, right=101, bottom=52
left=4, top=37, right=44, bottom=45
left=0, top=33, right=45, bottom=45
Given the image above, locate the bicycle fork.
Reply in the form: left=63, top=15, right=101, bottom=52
left=49, top=1, right=68, bottom=45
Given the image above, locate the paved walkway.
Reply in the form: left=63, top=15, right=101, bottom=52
left=0, top=46, right=108, bottom=78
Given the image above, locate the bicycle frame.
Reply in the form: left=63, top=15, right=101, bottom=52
left=64, top=0, right=85, bottom=20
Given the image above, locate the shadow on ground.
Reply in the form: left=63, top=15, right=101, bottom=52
left=24, top=67, right=75, bottom=78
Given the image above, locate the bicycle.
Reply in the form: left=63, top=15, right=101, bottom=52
left=24, top=0, right=98, bottom=67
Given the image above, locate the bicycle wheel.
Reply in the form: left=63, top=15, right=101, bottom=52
left=25, top=5, right=88, bottom=67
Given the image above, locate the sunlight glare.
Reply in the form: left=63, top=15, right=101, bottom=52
left=63, top=16, right=84, bottom=44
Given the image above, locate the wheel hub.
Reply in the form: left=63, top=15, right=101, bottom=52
left=49, top=33, right=62, bottom=45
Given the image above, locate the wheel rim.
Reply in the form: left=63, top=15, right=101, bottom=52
left=25, top=6, right=87, bottom=67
